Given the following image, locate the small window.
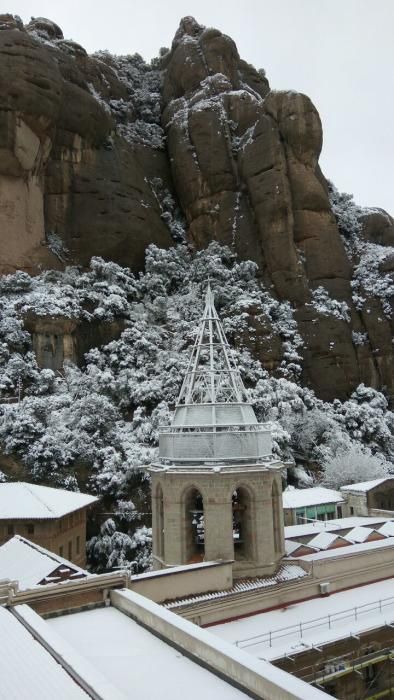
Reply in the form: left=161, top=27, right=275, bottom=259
left=76, top=535, right=80, bottom=555
left=27, top=524, right=34, bottom=535
left=68, top=540, right=72, bottom=560
left=350, top=506, right=354, bottom=515
left=7, top=524, right=14, bottom=536
left=59, top=545, right=64, bottom=557
left=337, top=505, right=343, bottom=519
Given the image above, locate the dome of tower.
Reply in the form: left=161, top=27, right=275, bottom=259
left=157, top=284, right=272, bottom=466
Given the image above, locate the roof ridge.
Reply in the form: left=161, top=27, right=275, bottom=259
left=12, top=535, right=85, bottom=573
left=21, top=482, right=56, bottom=516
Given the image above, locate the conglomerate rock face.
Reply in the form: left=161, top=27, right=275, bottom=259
left=161, top=17, right=393, bottom=402
left=0, top=14, right=393, bottom=402
left=0, top=14, right=173, bottom=274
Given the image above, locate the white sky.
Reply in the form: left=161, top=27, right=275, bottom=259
left=10, top=0, right=394, bottom=214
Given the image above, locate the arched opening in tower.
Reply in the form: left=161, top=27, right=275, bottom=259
left=272, top=480, right=282, bottom=553
left=184, top=487, right=205, bottom=563
left=232, top=487, right=253, bottom=560
left=155, top=483, right=165, bottom=561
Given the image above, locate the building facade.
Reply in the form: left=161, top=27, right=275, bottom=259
left=0, top=482, right=97, bottom=566
left=282, top=487, right=345, bottom=525
left=341, top=478, right=394, bottom=518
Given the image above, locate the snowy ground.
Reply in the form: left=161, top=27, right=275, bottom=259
left=211, top=578, right=394, bottom=661
left=49, top=606, right=250, bottom=700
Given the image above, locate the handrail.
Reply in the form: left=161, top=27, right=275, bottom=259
left=235, top=594, right=394, bottom=649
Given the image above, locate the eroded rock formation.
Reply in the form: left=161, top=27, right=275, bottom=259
left=161, top=17, right=393, bottom=401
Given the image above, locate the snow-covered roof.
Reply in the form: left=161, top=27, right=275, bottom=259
left=285, top=516, right=392, bottom=540
left=211, top=577, right=394, bottom=662
left=378, top=521, right=394, bottom=537
left=0, top=482, right=97, bottom=519
left=307, top=531, right=343, bottom=550
left=344, top=526, right=374, bottom=543
left=0, top=536, right=88, bottom=589
left=284, top=540, right=302, bottom=556
left=0, top=607, right=90, bottom=700
left=298, top=536, right=394, bottom=561
left=340, top=478, right=390, bottom=492
left=282, top=487, right=343, bottom=509
left=49, top=606, right=251, bottom=700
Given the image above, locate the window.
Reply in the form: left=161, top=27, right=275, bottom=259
left=76, top=536, right=80, bottom=555
left=271, top=481, right=282, bottom=553
left=7, top=524, right=14, bottom=535
left=337, top=505, right=343, bottom=519
left=26, top=524, right=34, bottom=535
left=155, top=484, right=165, bottom=561
left=59, top=545, right=64, bottom=556
left=183, top=487, right=205, bottom=563
left=233, top=487, right=253, bottom=560
left=350, top=506, right=354, bottom=515
left=68, top=540, right=72, bottom=560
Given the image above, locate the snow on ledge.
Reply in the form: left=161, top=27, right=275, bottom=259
left=131, top=559, right=231, bottom=581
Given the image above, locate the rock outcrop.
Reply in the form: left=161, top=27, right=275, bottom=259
left=0, top=14, right=173, bottom=274
left=0, top=14, right=393, bottom=403
left=161, top=17, right=393, bottom=402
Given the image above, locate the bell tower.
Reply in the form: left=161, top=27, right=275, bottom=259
left=150, top=284, right=285, bottom=578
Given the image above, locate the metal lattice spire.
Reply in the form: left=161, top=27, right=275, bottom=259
left=177, top=282, right=248, bottom=407
left=156, top=283, right=273, bottom=465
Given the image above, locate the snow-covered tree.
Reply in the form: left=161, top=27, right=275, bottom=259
left=321, top=444, right=391, bottom=489
left=0, top=238, right=393, bottom=572
left=86, top=518, right=152, bottom=573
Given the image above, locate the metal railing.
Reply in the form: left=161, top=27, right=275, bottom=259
left=235, top=595, right=394, bottom=650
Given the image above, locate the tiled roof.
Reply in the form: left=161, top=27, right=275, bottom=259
left=164, top=564, right=308, bottom=610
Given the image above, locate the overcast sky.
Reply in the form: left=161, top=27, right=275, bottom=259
left=10, top=0, right=394, bottom=214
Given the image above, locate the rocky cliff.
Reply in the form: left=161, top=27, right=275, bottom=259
left=0, top=14, right=393, bottom=403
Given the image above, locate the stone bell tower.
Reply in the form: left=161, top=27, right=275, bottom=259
left=150, top=284, right=285, bottom=578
